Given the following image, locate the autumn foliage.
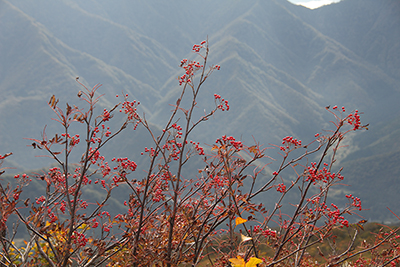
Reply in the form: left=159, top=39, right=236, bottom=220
left=0, top=40, right=399, bottom=267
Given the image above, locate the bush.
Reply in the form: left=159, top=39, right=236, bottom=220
left=0, top=40, right=399, bottom=267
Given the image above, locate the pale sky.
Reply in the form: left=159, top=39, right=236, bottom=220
left=288, top=0, right=341, bottom=9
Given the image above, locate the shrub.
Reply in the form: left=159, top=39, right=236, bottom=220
left=0, top=40, right=399, bottom=267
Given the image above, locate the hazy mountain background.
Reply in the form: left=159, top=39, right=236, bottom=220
left=1, top=0, right=399, bottom=222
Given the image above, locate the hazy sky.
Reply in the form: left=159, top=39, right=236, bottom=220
left=288, top=0, right=341, bottom=9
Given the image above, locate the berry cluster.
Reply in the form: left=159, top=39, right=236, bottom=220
left=214, top=94, right=230, bottom=111
left=276, top=183, right=286, bottom=193
left=347, top=109, right=361, bottom=130
left=279, top=136, right=301, bottom=152
left=215, top=135, right=243, bottom=150
left=306, top=162, right=344, bottom=184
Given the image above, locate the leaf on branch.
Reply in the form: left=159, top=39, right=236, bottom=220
left=49, top=95, right=59, bottom=108
left=49, top=95, right=54, bottom=105
left=73, top=114, right=84, bottom=122
left=235, top=217, right=247, bottom=226
left=352, top=219, right=367, bottom=231
left=248, top=145, right=257, bottom=154
left=240, top=233, right=252, bottom=243
left=66, top=103, right=72, bottom=115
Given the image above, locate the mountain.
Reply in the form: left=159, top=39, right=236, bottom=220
left=292, top=0, right=400, bottom=80
left=0, top=0, right=399, bottom=221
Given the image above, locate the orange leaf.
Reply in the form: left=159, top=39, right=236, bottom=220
left=235, top=217, right=247, bottom=226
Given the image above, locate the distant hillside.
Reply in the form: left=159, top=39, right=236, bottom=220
left=1, top=0, right=399, bottom=221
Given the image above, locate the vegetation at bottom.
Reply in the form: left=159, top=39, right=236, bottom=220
left=198, top=222, right=400, bottom=266
left=1, top=40, right=399, bottom=266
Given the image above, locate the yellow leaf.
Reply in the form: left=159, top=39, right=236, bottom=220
left=78, top=223, right=88, bottom=230
left=229, top=256, right=262, bottom=267
left=235, top=217, right=247, bottom=226
left=229, top=256, right=245, bottom=267
left=241, top=233, right=252, bottom=243
left=246, top=257, right=263, bottom=267
left=211, top=145, right=219, bottom=151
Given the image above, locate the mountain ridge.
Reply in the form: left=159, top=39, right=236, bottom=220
left=1, top=0, right=399, bottom=221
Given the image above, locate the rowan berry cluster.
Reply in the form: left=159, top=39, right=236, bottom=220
left=276, top=183, right=286, bottom=193
left=112, top=157, right=137, bottom=172
left=306, top=162, right=344, bottom=184
left=327, top=203, right=350, bottom=228
left=102, top=108, right=111, bottom=121
left=347, top=109, right=361, bottom=130
left=178, top=59, right=204, bottom=85
left=215, top=135, right=243, bottom=150
left=192, top=40, right=206, bottom=52
left=253, top=225, right=277, bottom=238
left=279, top=136, right=301, bottom=152
left=72, top=231, right=88, bottom=247
left=209, top=175, right=228, bottom=189
left=214, top=93, right=230, bottom=111
left=189, top=140, right=205, bottom=155
left=346, top=194, right=362, bottom=211
left=119, top=96, right=140, bottom=128
left=90, top=126, right=110, bottom=143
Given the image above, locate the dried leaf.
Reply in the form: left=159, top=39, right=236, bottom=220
left=248, top=145, right=257, bottom=154
left=66, top=103, right=72, bottom=115
left=49, top=95, right=58, bottom=108
left=240, top=233, right=252, bottom=243
left=355, top=219, right=367, bottom=231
